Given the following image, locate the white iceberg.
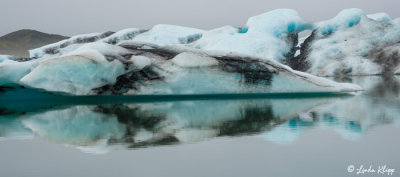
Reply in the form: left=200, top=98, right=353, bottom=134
left=367, top=13, right=392, bottom=22
left=293, top=8, right=400, bottom=76
left=128, top=24, right=204, bottom=46
left=0, top=57, right=34, bottom=86
left=20, top=43, right=128, bottom=94
left=0, top=9, right=367, bottom=95
left=190, top=9, right=311, bottom=62
left=101, top=28, right=142, bottom=44
left=3, top=40, right=362, bottom=95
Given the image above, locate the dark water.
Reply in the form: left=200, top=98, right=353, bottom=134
left=0, top=76, right=399, bottom=177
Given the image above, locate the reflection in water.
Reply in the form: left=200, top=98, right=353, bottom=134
left=1, top=76, right=399, bottom=153
left=0, top=98, right=338, bottom=152
left=263, top=76, right=400, bottom=142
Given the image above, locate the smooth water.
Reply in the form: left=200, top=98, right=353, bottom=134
left=0, top=76, right=399, bottom=177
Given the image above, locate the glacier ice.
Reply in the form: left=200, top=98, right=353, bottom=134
left=27, top=9, right=310, bottom=62
left=367, top=13, right=392, bottom=22
left=291, top=8, right=400, bottom=76
left=0, top=58, right=34, bottom=86
left=3, top=41, right=361, bottom=95
left=20, top=43, right=129, bottom=94
left=190, top=9, right=311, bottom=62
left=17, top=8, right=400, bottom=81
left=100, top=28, right=143, bottom=44
left=171, top=52, right=219, bottom=67
left=316, top=8, right=365, bottom=36
left=0, top=9, right=376, bottom=95
left=0, top=55, right=14, bottom=62
left=128, top=24, right=204, bottom=46
left=28, top=31, right=118, bottom=59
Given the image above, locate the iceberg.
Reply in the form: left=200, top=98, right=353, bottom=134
left=20, top=44, right=128, bottom=95
left=290, top=8, right=400, bottom=76
left=0, top=9, right=367, bottom=95
left=29, top=31, right=115, bottom=59
left=128, top=24, right=204, bottom=46
left=15, top=41, right=361, bottom=95
left=100, top=28, right=143, bottom=44
left=367, top=13, right=392, bottom=22
left=0, top=57, right=33, bottom=86
left=190, top=9, right=311, bottom=62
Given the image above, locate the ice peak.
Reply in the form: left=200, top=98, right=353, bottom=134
left=246, top=9, right=311, bottom=37
left=367, top=13, right=392, bottom=22
left=316, top=8, right=366, bottom=35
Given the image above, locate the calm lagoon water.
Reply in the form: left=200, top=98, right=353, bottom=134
left=0, top=76, right=399, bottom=177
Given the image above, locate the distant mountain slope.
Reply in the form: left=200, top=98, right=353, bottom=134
left=0, top=29, right=68, bottom=57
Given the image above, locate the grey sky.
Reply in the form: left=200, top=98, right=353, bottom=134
left=1, top=0, right=399, bottom=36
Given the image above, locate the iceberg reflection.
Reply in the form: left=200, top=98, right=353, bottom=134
left=262, top=76, right=400, bottom=143
left=0, top=76, right=399, bottom=153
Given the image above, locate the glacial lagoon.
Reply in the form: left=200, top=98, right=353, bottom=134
left=0, top=76, right=399, bottom=177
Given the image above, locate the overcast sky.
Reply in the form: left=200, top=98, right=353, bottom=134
left=1, top=0, right=399, bottom=36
